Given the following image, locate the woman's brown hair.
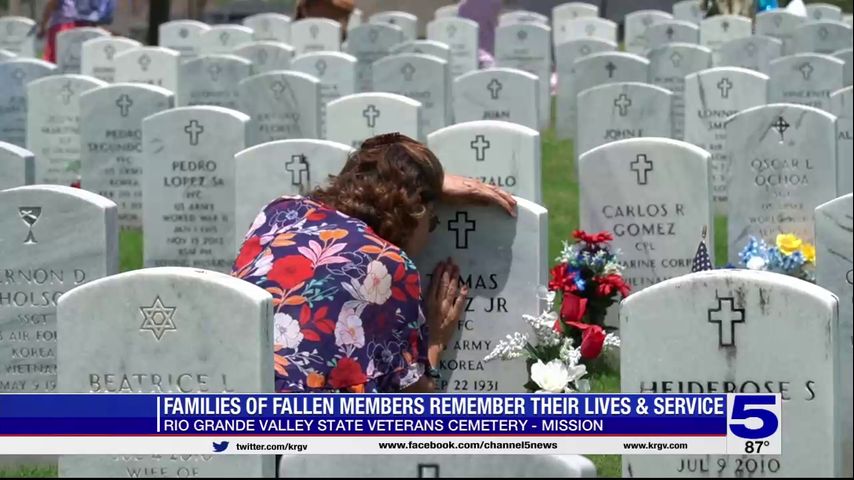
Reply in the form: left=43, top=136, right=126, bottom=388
left=309, top=133, right=444, bottom=248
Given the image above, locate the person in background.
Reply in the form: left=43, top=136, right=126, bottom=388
left=457, top=0, right=501, bottom=68
left=37, top=0, right=115, bottom=63
left=232, top=133, right=515, bottom=394
left=294, top=0, right=354, bottom=37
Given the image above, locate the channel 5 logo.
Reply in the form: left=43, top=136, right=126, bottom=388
left=726, top=394, right=782, bottom=455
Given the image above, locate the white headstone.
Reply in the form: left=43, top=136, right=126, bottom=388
left=346, top=24, right=404, bottom=92
left=621, top=269, right=839, bottom=477
left=325, top=92, right=422, bottom=148
left=644, top=20, right=700, bottom=52
left=290, top=18, right=341, bottom=55
left=414, top=197, right=548, bottom=392
left=369, top=11, right=418, bottom=41
left=0, top=185, right=118, bottom=394
left=560, top=51, right=650, bottom=140
left=0, top=16, right=36, bottom=57
left=717, top=35, right=783, bottom=75
left=831, top=87, right=852, bottom=194
left=453, top=67, right=539, bottom=130
left=435, top=4, right=459, bottom=19
left=726, top=103, right=838, bottom=261
left=176, top=54, right=252, bottom=109
left=142, top=106, right=249, bottom=272
left=158, top=20, right=210, bottom=60
left=0, top=49, right=15, bottom=61
left=791, top=21, right=853, bottom=55
left=372, top=53, right=450, bottom=134
left=114, top=46, right=180, bottom=93
left=807, top=3, right=843, bottom=22
left=684, top=67, right=769, bottom=214
left=26, top=74, right=107, bottom=185
left=56, top=27, right=109, bottom=74
left=625, top=10, right=674, bottom=54
left=553, top=17, right=618, bottom=45
left=580, top=138, right=713, bottom=293
left=198, top=24, right=253, bottom=55
left=756, top=10, right=805, bottom=54
left=80, top=83, right=174, bottom=230
left=80, top=36, right=141, bottom=83
left=648, top=43, right=713, bottom=139
left=238, top=71, right=321, bottom=145
left=833, top=48, right=853, bottom=85
left=243, top=12, right=291, bottom=43
left=56, top=267, right=274, bottom=478
left=0, top=141, right=33, bottom=189
left=280, top=455, right=596, bottom=478
left=391, top=40, right=451, bottom=63
left=554, top=39, right=618, bottom=139
left=815, top=194, right=854, bottom=479
left=428, top=120, right=541, bottom=203
left=500, top=10, right=549, bottom=26
left=672, top=0, right=705, bottom=25
left=577, top=82, right=673, bottom=156
left=553, top=2, right=600, bottom=28
left=232, top=41, right=295, bottom=74
left=234, top=139, right=351, bottom=242
left=0, top=58, right=57, bottom=147
left=699, top=15, right=752, bottom=60
left=769, top=53, right=845, bottom=112
left=426, top=17, right=479, bottom=77
left=350, top=8, right=364, bottom=30
left=494, top=23, right=552, bottom=128
left=291, top=51, right=356, bottom=138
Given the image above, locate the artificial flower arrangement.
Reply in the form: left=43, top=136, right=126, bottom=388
left=484, top=230, right=628, bottom=393
left=738, top=233, right=815, bottom=283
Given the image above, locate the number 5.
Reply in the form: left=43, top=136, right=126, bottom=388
left=729, top=396, right=778, bottom=439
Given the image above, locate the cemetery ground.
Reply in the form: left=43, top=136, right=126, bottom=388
left=0, top=121, right=731, bottom=480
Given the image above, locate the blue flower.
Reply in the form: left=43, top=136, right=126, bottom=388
left=574, top=276, right=587, bottom=291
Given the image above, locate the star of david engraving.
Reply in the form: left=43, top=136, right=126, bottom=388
left=115, top=94, right=133, bottom=117
left=139, top=297, right=178, bottom=341
left=18, top=207, right=41, bottom=244
left=448, top=211, right=476, bottom=249
left=707, top=296, right=745, bottom=347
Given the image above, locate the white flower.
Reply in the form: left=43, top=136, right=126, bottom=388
left=253, top=252, right=274, bottom=277
left=335, top=313, right=365, bottom=348
left=530, top=359, right=572, bottom=393
left=359, top=260, right=392, bottom=304
left=746, top=256, right=767, bottom=270
left=274, top=313, right=303, bottom=350
left=484, top=332, right=529, bottom=362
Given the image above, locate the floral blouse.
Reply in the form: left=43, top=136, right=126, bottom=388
left=232, top=196, right=427, bottom=393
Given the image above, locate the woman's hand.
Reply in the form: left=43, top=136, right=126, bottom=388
left=425, top=258, right=468, bottom=367
left=442, top=175, right=517, bottom=217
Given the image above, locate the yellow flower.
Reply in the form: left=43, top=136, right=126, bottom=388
left=800, top=242, right=816, bottom=263
left=776, top=234, right=802, bottom=255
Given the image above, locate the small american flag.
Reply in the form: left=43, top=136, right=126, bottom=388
left=691, top=226, right=713, bottom=272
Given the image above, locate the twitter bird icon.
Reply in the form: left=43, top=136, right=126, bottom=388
left=212, top=441, right=229, bottom=453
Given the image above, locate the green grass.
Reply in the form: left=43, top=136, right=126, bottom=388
left=0, top=466, right=56, bottom=478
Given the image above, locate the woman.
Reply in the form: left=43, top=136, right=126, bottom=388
left=37, top=0, right=115, bottom=63
left=293, top=0, right=354, bottom=35
left=233, top=133, right=515, bottom=393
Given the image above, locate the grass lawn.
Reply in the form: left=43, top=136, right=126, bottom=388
left=1, top=126, right=733, bottom=479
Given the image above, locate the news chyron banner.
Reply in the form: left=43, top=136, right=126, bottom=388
left=0, top=393, right=780, bottom=455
